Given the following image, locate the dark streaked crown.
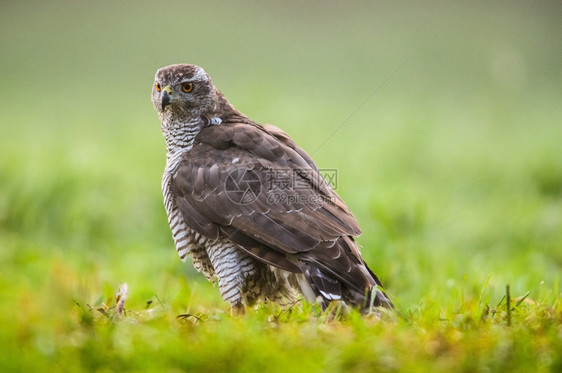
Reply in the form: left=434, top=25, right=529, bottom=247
left=155, top=64, right=209, bottom=86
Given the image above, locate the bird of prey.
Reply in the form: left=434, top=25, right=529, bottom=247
left=151, top=64, right=392, bottom=313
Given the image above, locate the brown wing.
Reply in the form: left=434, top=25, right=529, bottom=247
left=171, top=122, right=390, bottom=306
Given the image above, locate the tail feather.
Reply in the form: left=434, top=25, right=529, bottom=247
left=301, top=262, right=342, bottom=306
left=299, top=257, right=393, bottom=310
left=364, top=262, right=394, bottom=308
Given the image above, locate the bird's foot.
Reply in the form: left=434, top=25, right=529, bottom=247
left=231, top=302, right=245, bottom=316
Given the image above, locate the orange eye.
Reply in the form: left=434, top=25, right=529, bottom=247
left=155, top=82, right=161, bottom=92
left=181, top=82, right=194, bottom=93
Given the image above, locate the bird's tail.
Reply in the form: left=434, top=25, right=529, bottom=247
left=363, top=264, right=394, bottom=309
left=299, top=255, right=393, bottom=310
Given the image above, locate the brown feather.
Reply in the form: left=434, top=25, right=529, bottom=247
left=170, top=121, right=392, bottom=307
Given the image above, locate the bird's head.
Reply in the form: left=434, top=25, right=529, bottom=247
left=152, top=64, right=215, bottom=120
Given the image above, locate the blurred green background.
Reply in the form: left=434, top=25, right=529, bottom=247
left=1, top=1, right=561, bottom=371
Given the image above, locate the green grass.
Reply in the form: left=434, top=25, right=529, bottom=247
left=1, top=1, right=561, bottom=371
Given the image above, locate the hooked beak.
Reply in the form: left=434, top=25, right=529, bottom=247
left=161, top=86, right=172, bottom=111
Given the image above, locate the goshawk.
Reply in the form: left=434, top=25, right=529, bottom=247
left=151, top=64, right=392, bottom=312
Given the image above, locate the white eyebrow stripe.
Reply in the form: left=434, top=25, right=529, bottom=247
left=192, top=67, right=208, bottom=81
